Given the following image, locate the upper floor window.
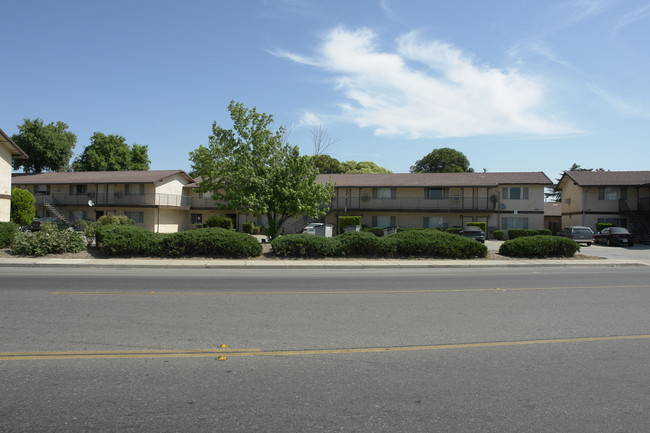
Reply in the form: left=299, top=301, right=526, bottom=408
left=598, top=187, right=624, bottom=201
left=35, top=184, right=50, bottom=195
left=427, top=188, right=449, bottom=200
left=373, top=188, right=395, bottom=199
left=125, top=184, right=145, bottom=196
left=69, top=184, right=87, bottom=195
left=502, top=187, right=529, bottom=200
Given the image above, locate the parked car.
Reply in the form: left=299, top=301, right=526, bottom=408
left=460, top=226, right=485, bottom=243
left=26, top=217, right=70, bottom=232
left=302, top=222, right=325, bottom=234
left=594, top=227, right=635, bottom=247
left=557, top=226, right=594, bottom=246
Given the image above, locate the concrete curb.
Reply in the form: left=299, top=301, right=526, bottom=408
left=0, top=258, right=646, bottom=269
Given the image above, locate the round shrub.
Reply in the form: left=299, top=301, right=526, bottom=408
left=97, top=215, right=134, bottom=225
left=205, top=215, right=234, bottom=230
left=95, top=224, right=162, bottom=256
left=271, top=234, right=338, bottom=258
left=11, top=223, right=86, bottom=256
left=160, top=228, right=262, bottom=257
left=387, top=229, right=487, bottom=259
left=336, top=231, right=382, bottom=256
left=499, top=235, right=579, bottom=258
left=362, top=227, right=384, bottom=237
left=0, top=222, right=19, bottom=248
left=493, top=230, right=504, bottom=240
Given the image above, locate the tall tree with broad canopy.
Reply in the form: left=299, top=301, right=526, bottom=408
left=12, top=118, right=77, bottom=173
left=410, top=148, right=473, bottom=173
left=189, top=101, right=334, bottom=240
left=72, top=132, right=150, bottom=171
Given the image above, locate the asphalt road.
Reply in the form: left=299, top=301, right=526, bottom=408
left=2, top=267, right=650, bottom=432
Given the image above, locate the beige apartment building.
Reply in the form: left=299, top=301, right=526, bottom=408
left=0, top=129, right=28, bottom=222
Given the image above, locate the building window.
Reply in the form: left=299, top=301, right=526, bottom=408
left=125, top=184, right=145, bottom=196
left=502, top=187, right=529, bottom=200
left=69, top=184, right=87, bottom=195
left=124, top=211, right=144, bottom=224
left=371, top=215, right=396, bottom=228
left=191, top=213, right=203, bottom=224
left=427, top=188, right=449, bottom=200
left=598, top=187, right=622, bottom=201
left=372, top=188, right=396, bottom=199
left=424, top=216, right=448, bottom=229
left=502, top=217, right=529, bottom=230
left=70, top=210, right=87, bottom=221
left=35, top=184, right=50, bottom=195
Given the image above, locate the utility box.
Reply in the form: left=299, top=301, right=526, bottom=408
left=314, top=224, right=334, bottom=237
left=383, top=226, right=397, bottom=236
left=343, top=225, right=361, bottom=233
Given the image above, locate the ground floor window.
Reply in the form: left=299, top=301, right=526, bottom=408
left=70, top=210, right=87, bottom=221
left=502, top=217, right=528, bottom=230
left=424, top=216, right=448, bottom=229
left=124, top=211, right=144, bottom=224
left=191, top=213, right=203, bottom=224
left=371, top=215, right=396, bottom=228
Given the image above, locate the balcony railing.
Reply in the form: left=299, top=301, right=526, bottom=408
left=330, top=196, right=493, bottom=211
left=37, top=193, right=192, bottom=208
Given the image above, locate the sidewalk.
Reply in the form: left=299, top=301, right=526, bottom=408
left=0, top=256, right=646, bottom=269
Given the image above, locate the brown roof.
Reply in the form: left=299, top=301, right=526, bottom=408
left=316, top=172, right=552, bottom=188
left=12, top=170, right=194, bottom=185
left=0, top=129, right=28, bottom=159
left=561, top=171, right=650, bottom=187
left=544, top=202, right=562, bottom=217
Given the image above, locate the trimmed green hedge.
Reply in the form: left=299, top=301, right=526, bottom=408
left=271, top=229, right=487, bottom=259
left=508, top=229, right=552, bottom=239
left=160, top=228, right=261, bottom=257
left=493, top=230, right=504, bottom=240
left=272, top=233, right=338, bottom=257
left=95, top=224, right=162, bottom=256
left=205, top=215, right=234, bottom=230
left=499, top=235, right=579, bottom=258
left=362, top=226, right=384, bottom=237
left=11, top=223, right=86, bottom=256
left=596, top=223, right=614, bottom=233
left=466, top=222, right=486, bottom=232
left=0, top=222, right=19, bottom=248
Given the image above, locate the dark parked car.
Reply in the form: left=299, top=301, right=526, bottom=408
left=26, top=217, right=70, bottom=232
left=594, top=227, right=635, bottom=247
left=460, top=226, right=485, bottom=243
left=557, top=226, right=594, bottom=246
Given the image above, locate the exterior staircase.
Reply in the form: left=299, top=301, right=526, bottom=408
left=41, top=195, right=79, bottom=227
left=625, top=210, right=650, bottom=244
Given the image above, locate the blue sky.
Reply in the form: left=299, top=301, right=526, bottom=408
left=3, top=0, right=649, bottom=182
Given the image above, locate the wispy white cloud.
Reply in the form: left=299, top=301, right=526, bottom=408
left=587, top=84, right=650, bottom=118
left=613, top=3, right=650, bottom=35
left=273, top=27, right=577, bottom=138
left=560, top=0, right=614, bottom=25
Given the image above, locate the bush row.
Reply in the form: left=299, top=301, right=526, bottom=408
left=271, top=229, right=488, bottom=259
left=499, top=235, right=579, bottom=258
left=0, top=222, right=19, bottom=248
left=507, top=229, right=553, bottom=239
left=11, top=223, right=86, bottom=256
left=94, top=225, right=262, bottom=257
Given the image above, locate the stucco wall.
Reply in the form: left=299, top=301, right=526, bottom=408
left=0, top=145, right=12, bottom=221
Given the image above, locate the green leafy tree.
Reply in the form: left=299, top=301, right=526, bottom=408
left=72, top=132, right=151, bottom=171
left=189, top=101, right=334, bottom=240
left=410, top=148, right=473, bottom=173
left=10, top=188, right=36, bottom=226
left=309, top=154, right=344, bottom=174
left=341, top=160, right=393, bottom=173
left=11, top=118, right=77, bottom=173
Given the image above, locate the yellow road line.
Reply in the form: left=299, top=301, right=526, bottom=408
left=52, top=284, right=650, bottom=296
left=3, top=335, right=649, bottom=361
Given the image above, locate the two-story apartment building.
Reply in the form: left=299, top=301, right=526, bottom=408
left=317, top=172, right=551, bottom=235
left=557, top=170, right=650, bottom=242
left=12, top=170, right=552, bottom=236
left=12, top=170, right=195, bottom=233
left=1, top=129, right=28, bottom=222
